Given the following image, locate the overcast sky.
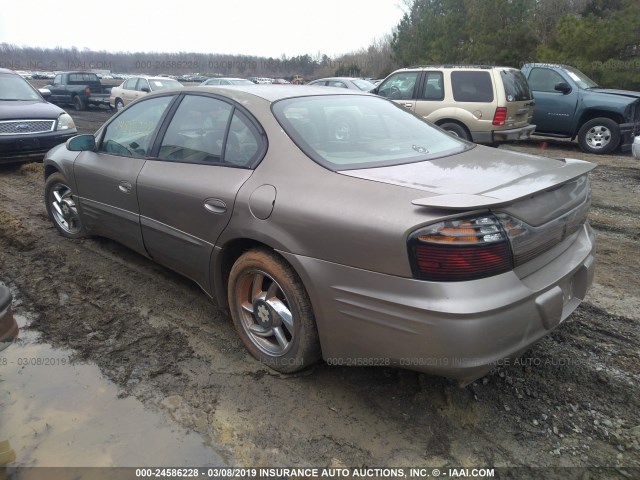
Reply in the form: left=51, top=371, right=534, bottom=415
left=1, top=1, right=406, bottom=58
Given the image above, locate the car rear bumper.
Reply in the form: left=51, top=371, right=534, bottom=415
left=473, top=125, right=536, bottom=144
left=281, top=223, right=595, bottom=384
left=0, top=130, right=77, bottom=164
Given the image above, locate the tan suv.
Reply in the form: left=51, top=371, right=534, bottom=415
left=374, top=65, right=535, bottom=144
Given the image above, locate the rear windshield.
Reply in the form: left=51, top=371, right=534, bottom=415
left=272, top=95, right=469, bottom=170
left=69, top=73, right=100, bottom=83
left=501, top=69, right=533, bottom=102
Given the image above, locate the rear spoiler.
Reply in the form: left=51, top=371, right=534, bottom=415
left=412, top=159, right=595, bottom=211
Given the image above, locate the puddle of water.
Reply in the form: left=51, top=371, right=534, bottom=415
left=0, top=314, right=224, bottom=468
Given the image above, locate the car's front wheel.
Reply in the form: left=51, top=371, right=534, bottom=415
left=45, top=173, right=85, bottom=239
left=227, top=249, right=320, bottom=373
left=115, top=98, right=124, bottom=112
left=578, top=117, right=620, bottom=154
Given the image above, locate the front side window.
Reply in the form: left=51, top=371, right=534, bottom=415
left=137, top=79, right=150, bottom=92
left=273, top=95, right=469, bottom=170
left=527, top=68, right=565, bottom=92
left=99, top=95, right=174, bottom=158
left=451, top=71, right=494, bottom=102
left=378, top=72, right=419, bottom=100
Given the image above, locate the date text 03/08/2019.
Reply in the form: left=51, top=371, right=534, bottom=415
left=134, top=467, right=496, bottom=478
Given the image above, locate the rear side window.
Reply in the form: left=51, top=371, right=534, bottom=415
left=451, top=71, right=494, bottom=102
left=419, top=72, right=445, bottom=100
left=501, top=69, right=532, bottom=101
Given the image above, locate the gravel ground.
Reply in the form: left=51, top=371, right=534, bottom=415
left=0, top=103, right=639, bottom=476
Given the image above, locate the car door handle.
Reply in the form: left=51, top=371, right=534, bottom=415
left=118, top=181, right=132, bottom=194
left=403, top=103, right=414, bottom=108
left=204, top=198, right=227, bottom=214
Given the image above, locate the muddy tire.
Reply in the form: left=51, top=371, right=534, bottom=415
left=45, top=172, right=86, bottom=239
left=578, top=117, right=620, bottom=154
left=227, top=249, right=321, bottom=373
left=73, top=95, right=86, bottom=111
left=115, top=98, right=124, bottom=112
left=439, top=122, right=471, bottom=141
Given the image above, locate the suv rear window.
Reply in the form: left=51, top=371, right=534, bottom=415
left=451, top=71, right=493, bottom=102
left=500, top=69, right=532, bottom=101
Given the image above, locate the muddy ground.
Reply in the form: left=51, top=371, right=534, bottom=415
left=0, top=105, right=639, bottom=474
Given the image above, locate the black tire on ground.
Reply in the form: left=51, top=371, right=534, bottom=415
left=73, top=95, right=86, bottom=111
left=577, top=117, right=620, bottom=154
left=44, top=172, right=86, bottom=239
left=227, top=249, right=321, bottom=373
left=115, top=98, right=124, bottom=111
left=439, top=122, right=471, bottom=141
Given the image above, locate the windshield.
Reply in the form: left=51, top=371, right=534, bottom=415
left=563, top=66, right=599, bottom=89
left=352, top=79, right=375, bottom=91
left=0, top=73, right=41, bottom=101
left=272, top=95, right=470, bottom=170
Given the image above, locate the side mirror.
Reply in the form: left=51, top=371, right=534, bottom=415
left=141, top=87, right=150, bottom=93
left=39, top=88, right=51, bottom=99
left=554, top=82, right=571, bottom=94
left=67, top=135, right=96, bottom=152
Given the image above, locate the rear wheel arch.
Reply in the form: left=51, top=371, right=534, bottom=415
left=435, top=119, right=472, bottom=141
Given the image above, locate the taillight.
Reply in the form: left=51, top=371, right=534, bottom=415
left=408, top=214, right=514, bottom=281
left=492, top=107, right=507, bottom=126
left=85, top=87, right=91, bottom=96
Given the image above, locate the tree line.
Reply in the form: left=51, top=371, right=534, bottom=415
left=390, top=0, right=640, bottom=89
left=2, top=0, right=638, bottom=88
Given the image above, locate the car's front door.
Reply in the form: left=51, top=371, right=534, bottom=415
left=137, top=94, right=264, bottom=291
left=526, top=67, right=578, bottom=136
left=376, top=71, right=421, bottom=112
left=73, top=95, right=176, bottom=255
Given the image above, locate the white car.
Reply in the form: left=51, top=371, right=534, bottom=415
left=109, top=76, right=183, bottom=111
left=633, top=136, right=640, bottom=160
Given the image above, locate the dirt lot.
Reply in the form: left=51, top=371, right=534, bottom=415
left=1, top=106, right=639, bottom=474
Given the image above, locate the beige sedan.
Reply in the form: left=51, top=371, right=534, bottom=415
left=109, top=76, right=183, bottom=111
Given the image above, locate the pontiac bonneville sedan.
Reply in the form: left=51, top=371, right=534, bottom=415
left=43, top=85, right=596, bottom=383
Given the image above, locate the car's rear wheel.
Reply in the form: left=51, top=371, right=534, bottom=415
left=73, top=95, right=86, bottom=111
left=439, top=122, right=471, bottom=141
left=227, top=249, right=320, bottom=373
left=578, top=117, right=620, bottom=154
left=115, top=98, right=124, bottom=111
left=45, top=173, right=85, bottom=239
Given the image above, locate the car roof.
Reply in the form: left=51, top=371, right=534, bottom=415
left=158, top=85, right=368, bottom=103
left=0, top=68, right=18, bottom=75
left=312, top=77, right=364, bottom=82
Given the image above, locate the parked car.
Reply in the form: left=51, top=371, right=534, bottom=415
left=373, top=65, right=536, bottom=144
left=0, top=283, right=18, bottom=352
left=200, top=78, right=254, bottom=86
left=521, top=63, right=640, bottom=154
left=43, top=85, right=595, bottom=384
left=272, top=78, right=291, bottom=85
left=0, top=68, right=77, bottom=164
left=308, top=77, right=376, bottom=92
left=110, top=76, right=184, bottom=111
left=248, top=77, right=273, bottom=84
left=45, top=72, right=112, bottom=110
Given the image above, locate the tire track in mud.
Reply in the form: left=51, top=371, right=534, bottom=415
left=2, top=158, right=640, bottom=470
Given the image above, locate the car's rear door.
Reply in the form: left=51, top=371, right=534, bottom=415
left=137, top=93, right=264, bottom=291
left=73, top=95, right=176, bottom=255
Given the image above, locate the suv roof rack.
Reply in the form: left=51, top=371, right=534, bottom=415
left=406, top=64, right=497, bottom=70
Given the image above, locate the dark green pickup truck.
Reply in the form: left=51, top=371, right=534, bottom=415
left=45, top=72, right=112, bottom=111
left=521, top=63, right=640, bottom=154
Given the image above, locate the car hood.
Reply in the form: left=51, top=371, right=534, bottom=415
left=0, top=100, right=65, bottom=120
left=341, top=146, right=595, bottom=210
left=588, top=88, right=640, bottom=100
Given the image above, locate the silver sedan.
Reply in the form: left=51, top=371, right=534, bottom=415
left=43, top=85, right=596, bottom=383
